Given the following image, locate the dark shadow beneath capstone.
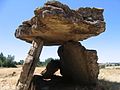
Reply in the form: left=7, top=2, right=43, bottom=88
left=28, top=75, right=120, bottom=90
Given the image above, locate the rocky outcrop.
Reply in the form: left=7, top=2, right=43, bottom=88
left=15, top=1, right=105, bottom=46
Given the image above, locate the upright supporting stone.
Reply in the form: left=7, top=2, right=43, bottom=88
left=58, top=41, right=99, bottom=85
left=16, top=38, right=43, bottom=90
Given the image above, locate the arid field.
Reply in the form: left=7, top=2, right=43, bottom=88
left=0, top=66, right=120, bottom=90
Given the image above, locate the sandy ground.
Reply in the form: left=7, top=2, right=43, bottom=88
left=0, top=67, right=120, bottom=90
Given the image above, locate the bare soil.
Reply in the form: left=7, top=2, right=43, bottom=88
left=0, top=66, right=120, bottom=90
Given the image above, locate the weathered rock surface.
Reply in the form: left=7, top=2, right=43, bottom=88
left=58, top=41, right=99, bottom=85
left=15, top=1, right=105, bottom=45
left=16, top=39, right=43, bottom=90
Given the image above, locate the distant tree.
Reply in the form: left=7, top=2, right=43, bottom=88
left=54, top=58, right=60, bottom=61
left=0, top=60, right=3, bottom=67
left=18, top=60, right=24, bottom=65
left=37, top=60, right=44, bottom=67
left=37, top=58, right=60, bottom=67
left=0, top=53, right=6, bottom=62
left=115, top=63, right=120, bottom=66
left=6, top=55, right=16, bottom=67
left=44, top=58, right=54, bottom=66
left=0, top=52, right=16, bottom=67
left=15, top=60, right=24, bottom=65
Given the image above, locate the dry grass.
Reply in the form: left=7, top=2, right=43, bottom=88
left=0, top=67, right=120, bottom=90
left=99, top=68, right=120, bottom=83
left=98, top=68, right=120, bottom=90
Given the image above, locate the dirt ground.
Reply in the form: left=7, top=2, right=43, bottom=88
left=0, top=67, right=120, bottom=90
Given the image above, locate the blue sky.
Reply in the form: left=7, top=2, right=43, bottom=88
left=0, top=0, right=120, bottom=63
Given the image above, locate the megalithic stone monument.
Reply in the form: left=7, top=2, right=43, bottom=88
left=15, top=1, right=105, bottom=90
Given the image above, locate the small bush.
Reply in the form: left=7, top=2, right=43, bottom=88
left=0, top=52, right=16, bottom=68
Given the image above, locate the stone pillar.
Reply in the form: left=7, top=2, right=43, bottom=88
left=58, top=41, right=99, bottom=85
left=16, top=38, right=43, bottom=90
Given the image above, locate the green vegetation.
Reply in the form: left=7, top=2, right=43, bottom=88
left=0, top=52, right=16, bottom=67
left=16, top=60, right=24, bottom=65
left=1, top=51, right=119, bottom=69
left=37, top=58, right=60, bottom=67
left=0, top=52, right=60, bottom=68
left=16, top=57, right=60, bottom=67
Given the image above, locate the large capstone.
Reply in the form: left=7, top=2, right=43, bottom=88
left=15, top=1, right=105, bottom=46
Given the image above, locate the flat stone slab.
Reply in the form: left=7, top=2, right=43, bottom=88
left=15, top=1, right=105, bottom=45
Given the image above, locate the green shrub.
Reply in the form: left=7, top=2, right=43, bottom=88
left=0, top=52, right=16, bottom=68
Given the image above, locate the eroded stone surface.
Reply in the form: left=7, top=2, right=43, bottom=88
left=58, top=41, right=99, bottom=85
left=16, top=39, right=43, bottom=90
left=15, top=1, right=105, bottom=45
